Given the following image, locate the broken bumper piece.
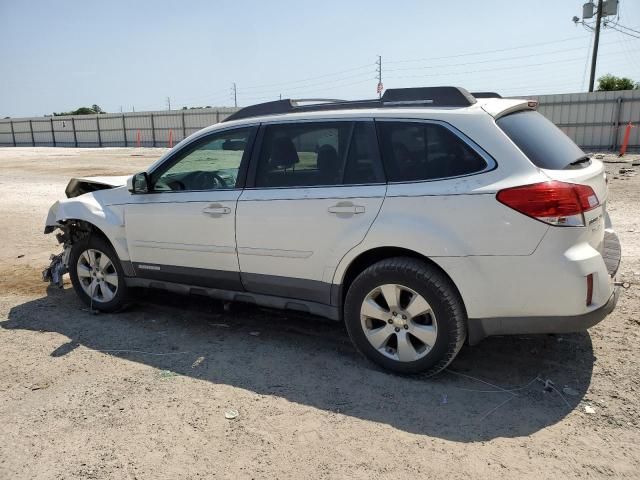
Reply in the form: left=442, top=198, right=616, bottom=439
left=42, top=250, right=69, bottom=288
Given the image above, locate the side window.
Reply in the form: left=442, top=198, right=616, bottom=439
left=376, top=121, right=488, bottom=182
left=153, top=128, right=252, bottom=191
left=254, top=121, right=382, bottom=188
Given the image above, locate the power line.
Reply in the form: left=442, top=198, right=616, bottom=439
left=385, top=44, right=593, bottom=73
left=385, top=35, right=586, bottom=65
left=234, top=69, right=377, bottom=97
left=386, top=49, right=632, bottom=80
left=616, top=30, right=640, bottom=69
left=385, top=56, right=587, bottom=80
left=609, top=22, right=640, bottom=35
left=607, top=24, right=640, bottom=39
left=235, top=39, right=631, bottom=99
left=240, top=63, right=373, bottom=91
left=238, top=77, right=373, bottom=103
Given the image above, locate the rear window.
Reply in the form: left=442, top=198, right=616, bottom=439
left=496, top=110, right=586, bottom=170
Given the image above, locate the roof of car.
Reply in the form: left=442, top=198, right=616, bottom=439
left=224, top=86, right=479, bottom=123
left=210, top=98, right=531, bottom=129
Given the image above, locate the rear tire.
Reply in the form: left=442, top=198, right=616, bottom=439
left=68, top=234, right=128, bottom=312
left=344, top=257, right=466, bottom=376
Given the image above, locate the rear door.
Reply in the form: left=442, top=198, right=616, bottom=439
left=235, top=120, right=386, bottom=304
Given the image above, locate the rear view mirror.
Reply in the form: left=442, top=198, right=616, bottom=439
left=128, top=172, right=150, bottom=194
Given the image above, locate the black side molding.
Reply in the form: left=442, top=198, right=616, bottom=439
left=124, top=277, right=341, bottom=321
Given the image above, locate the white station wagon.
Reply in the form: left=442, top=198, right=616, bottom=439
left=44, top=87, right=621, bottom=375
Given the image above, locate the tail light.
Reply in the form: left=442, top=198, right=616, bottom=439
left=586, top=274, right=594, bottom=306
left=496, top=181, right=599, bottom=226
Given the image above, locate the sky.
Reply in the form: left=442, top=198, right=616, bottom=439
left=1, top=0, right=639, bottom=118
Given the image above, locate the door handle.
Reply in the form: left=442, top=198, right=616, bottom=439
left=202, top=204, right=231, bottom=216
left=328, top=202, right=365, bottom=215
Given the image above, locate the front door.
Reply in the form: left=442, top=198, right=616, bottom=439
left=236, top=120, right=386, bottom=304
left=124, top=126, right=256, bottom=290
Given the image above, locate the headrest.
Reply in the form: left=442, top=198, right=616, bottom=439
left=270, top=136, right=299, bottom=169
left=317, top=144, right=339, bottom=169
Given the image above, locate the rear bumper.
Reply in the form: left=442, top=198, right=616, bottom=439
left=468, top=229, right=621, bottom=344
left=468, top=286, right=619, bottom=345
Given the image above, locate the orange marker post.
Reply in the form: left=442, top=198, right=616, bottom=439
left=136, top=130, right=141, bottom=148
left=168, top=129, right=174, bottom=148
left=619, top=122, right=634, bottom=157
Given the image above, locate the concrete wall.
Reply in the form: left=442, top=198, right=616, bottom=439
left=523, top=89, right=640, bottom=152
left=1, top=90, right=639, bottom=151
left=0, top=108, right=240, bottom=148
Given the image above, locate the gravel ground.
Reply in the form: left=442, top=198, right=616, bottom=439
left=0, top=147, right=639, bottom=479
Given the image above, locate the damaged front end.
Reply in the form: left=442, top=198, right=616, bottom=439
left=42, top=175, right=130, bottom=288
left=42, top=220, right=93, bottom=287
left=42, top=251, right=68, bottom=288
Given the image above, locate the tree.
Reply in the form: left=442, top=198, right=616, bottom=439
left=53, top=105, right=106, bottom=116
left=596, top=74, right=639, bottom=91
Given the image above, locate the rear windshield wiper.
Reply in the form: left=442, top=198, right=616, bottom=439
left=565, top=155, right=591, bottom=169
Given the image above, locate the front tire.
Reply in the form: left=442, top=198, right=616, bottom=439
left=68, top=235, right=128, bottom=312
left=344, top=257, right=466, bottom=376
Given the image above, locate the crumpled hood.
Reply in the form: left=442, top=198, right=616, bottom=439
left=65, top=175, right=130, bottom=198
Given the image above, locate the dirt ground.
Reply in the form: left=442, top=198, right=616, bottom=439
left=0, top=147, right=639, bottom=479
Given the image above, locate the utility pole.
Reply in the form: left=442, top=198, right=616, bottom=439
left=166, top=96, right=171, bottom=110
left=376, top=55, right=383, bottom=99
left=588, top=0, right=604, bottom=92
left=232, top=83, right=238, bottom=107
left=574, top=0, right=617, bottom=92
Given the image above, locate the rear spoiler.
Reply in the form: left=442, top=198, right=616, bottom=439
left=480, top=98, right=538, bottom=119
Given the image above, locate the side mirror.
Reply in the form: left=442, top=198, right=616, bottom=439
left=128, top=172, right=150, bottom=194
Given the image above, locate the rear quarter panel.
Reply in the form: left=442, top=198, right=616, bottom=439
left=332, top=113, right=552, bottom=317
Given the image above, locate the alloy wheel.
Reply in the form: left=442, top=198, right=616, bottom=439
left=76, top=248, right=119, bottom=303
left=360, top=283, right=438, bottom=362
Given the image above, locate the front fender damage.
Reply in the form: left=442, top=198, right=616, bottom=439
left=42, top=194, right=122, bottom=287
left=42, top=219, right=94, bottom=287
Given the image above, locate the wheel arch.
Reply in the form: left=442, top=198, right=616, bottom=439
left=333, top=246, right=467, bottom=316
left=54, top=218, right=133, bottom=276
left=59, top=218, right=135, bottom=277
left=46, top=197, right=131, bottom=260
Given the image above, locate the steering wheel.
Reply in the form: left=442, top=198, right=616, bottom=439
left=165, top=179, right=186, bottom=190
left=210, top=172, right=228, bottom=188
left=191, top=171, right=228, bottom=189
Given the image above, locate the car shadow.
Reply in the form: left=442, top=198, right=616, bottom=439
left=2, top=286, right=596, bottom=442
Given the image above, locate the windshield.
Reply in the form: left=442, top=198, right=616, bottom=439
left=496, top=110, right=587, bottom=170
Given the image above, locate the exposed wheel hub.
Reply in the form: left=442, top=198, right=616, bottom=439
left=390, top=311, right=408, bottom=329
